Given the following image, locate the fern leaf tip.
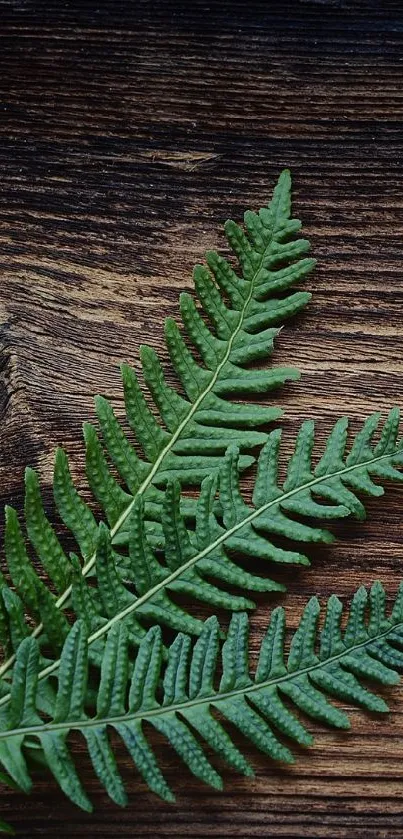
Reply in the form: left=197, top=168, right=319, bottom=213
left=210, top=773, right=224, bottom=792
left=375, top=698, right=390, bottom=714
left=139, top=344, right=154, bottom=362
left=388, top=406, right=401, bottom=425
left=307, top=595, right=321, bottom=613
left=96, top=521, right=111, bottom=544
left=321, top=531, right=336, bottom=545
left=283, top=367, right=301, bottom=383
left=82, top=421, right=96, bottom=442
left=24, top=466, right=38, bottom=483
left=4, top=505, right=17, bottom=524
left=54, top=446, right=67, bottom=463
left=327, top=593, right=342, bottom=608
left=273, top=169, right=292, bottom=194
left=146, top=624, right=162, bottom=642
left=164, top=316, right=176, bottom=333
left=93, top=393, right=109, bottom=410
left=204, top=614, right=220, bottom=630
left=161, top=788, right=176, bottom=804
left=370, top=580, right=384, bottom=595
left=119, top=360, right=132, bottom=378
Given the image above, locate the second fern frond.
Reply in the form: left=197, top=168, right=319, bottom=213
left=0, top=580, right=402, bottom=814
left=0, top=408, right=402, bottom=697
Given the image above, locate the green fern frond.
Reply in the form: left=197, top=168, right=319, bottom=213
left=0, top=409, right=402, bottom=692
left=0, top=169, right=315, bottom=674
left=1, top=580, right=402, bottom=811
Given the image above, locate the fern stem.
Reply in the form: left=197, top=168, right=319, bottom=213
left=0, top=446, right=399, bottom=707
left=1, top=612, right=400, bottom=738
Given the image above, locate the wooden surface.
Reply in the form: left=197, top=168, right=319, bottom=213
left=1, top=0, right=403, bottom=836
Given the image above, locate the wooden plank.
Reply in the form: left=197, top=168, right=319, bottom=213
left=1, top=0, right=403, bottom=835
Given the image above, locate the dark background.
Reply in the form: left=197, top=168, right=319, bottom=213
left=1, top=0, right=403, bottom=836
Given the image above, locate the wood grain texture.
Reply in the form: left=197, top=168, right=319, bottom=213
left=1, top=0, right=403, bottom=835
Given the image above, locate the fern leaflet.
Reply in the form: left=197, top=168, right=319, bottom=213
left=1, top=580, right=402, bottom=812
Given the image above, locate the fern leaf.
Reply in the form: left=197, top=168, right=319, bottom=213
left=0, top=169, right=315, bottom=675
left=1, top=580, right=403, bottom=811
left=1, top=409, right=402, bottom=687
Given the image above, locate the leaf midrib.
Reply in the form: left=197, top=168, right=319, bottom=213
left=0, top=444, right=400, bottom=708
left=2, top=614, right=401, bottom=739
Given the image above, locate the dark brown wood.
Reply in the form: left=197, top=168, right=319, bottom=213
left=1, top=0, right=403, bottom=835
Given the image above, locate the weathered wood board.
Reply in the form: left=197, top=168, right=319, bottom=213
left=1, top=1, right=403, bottom=835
